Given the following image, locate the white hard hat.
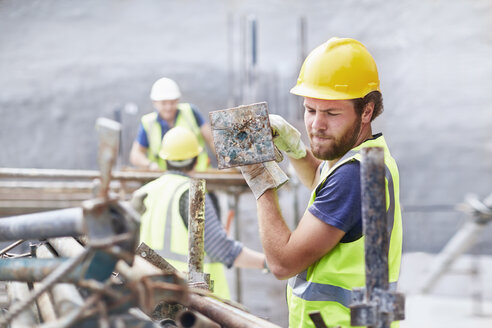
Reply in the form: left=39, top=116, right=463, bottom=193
left=150, top=77, right=181, bottom=101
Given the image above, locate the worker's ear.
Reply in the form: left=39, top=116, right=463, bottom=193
left=361, top=102, right=375, bottom=123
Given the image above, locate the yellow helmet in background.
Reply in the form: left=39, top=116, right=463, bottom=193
left=159, top=126, right=203, bottom=161
left=290, top=37, right=380, bottom=100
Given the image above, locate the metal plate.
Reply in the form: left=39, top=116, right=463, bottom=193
left=209, top=102, right=276, bottom=169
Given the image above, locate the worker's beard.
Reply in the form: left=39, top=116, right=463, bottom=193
left=310, top=116, right=362, bottom=161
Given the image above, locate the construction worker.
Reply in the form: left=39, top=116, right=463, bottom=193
left=239, top=38, right=402, bottom=327
left=135, top=126, right=266, bottom=300
left=129, top=77, right=215, bottom=171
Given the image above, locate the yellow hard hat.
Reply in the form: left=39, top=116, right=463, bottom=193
left=159, top=126, right=203, bottom=161
left=290, top=37, right=380, bottom=100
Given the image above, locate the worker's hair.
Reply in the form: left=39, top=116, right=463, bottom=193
left=352, top=91, right=384, bottom=121
left=166, top=157, right=197, bottom=172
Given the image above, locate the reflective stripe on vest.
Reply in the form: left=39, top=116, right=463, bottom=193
left=287, top=135, right=402, bottom=328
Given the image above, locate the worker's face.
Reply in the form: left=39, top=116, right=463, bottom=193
left=153, top=99, right=179, bottom=122
left=304, top=97, right=361, bottom=161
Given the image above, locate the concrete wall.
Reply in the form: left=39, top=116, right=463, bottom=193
left=1, top=1, right=492, bottom=324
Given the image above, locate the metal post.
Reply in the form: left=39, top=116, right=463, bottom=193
left=188, top=178, right=210, bottom=291
left=350, top=147, right=405, bottom=327
left=232, top=192, right=242, bottom=303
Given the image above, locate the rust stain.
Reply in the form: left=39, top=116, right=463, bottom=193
left=209, top=102, right=276, bottom=169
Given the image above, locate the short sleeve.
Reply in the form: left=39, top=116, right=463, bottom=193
left=308, top=161, right=363, bottom=242
left=135, top=123, right=149, bottom=148
left=190, top=104, right=205, bottom=127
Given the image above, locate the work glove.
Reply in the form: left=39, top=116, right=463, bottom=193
left=269, top=114, right=307, bottom=159
left=240, top=161, right=289, bottom=200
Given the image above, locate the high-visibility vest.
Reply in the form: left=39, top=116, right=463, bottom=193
left=286, top=134, right=402, bottom=328
left=141, top=103, right=210, bottom=171
left=138, top=173, right=230, bottom=299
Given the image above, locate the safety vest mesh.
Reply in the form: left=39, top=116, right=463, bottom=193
left=286, top=135, right=402, bottom=328
left=141, top=103, right=210, bottom=171
left=138, top=173, right=230, bottom=299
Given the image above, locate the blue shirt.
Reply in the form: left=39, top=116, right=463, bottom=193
left=308, top=161, right=362, bottom=243
left=136, top=103, right=205, bottom=148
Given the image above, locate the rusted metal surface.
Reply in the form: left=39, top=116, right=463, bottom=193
left=350, top=147, right=405, bottom=328
left=136, top=242, right=177, bottom=275
left=0, top=207, right=85, bottom=242
left=189, top=294, right=282, bottom=328
left=188, top=178, right=206, bottom=275
left=209, top=102, right=276, bottom=169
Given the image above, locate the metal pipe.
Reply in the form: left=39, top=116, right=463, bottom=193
left=36, top=244, right=85, bottom=317
left=188, top=178, right=206, bottom=274
left=33, top=282, right=58, bottom=322
left=360, top=147, right=390, bottom=328
left=0, top=207, right=85, bottom=242
left=188, top=294, right=281, bottom=328
left=7, top=282, right=39, bottom=327
left=0, top=258, right=84, bottom=282
left=0, top=239, right=24, bottom=256
left=177, top=309, right=221, bottom=328
left=361, top=148, right=389, bottom=296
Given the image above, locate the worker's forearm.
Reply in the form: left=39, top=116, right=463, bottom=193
left=232, top=247, right=265, bottom=269
left=129, top=143, right=152, bottom=168
left=288, top=149, right=322, bottom=189
left=256, top=190, right=295, bottom=279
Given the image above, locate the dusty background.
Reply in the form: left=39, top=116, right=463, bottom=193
left=1, top=0, right=492, bottom=326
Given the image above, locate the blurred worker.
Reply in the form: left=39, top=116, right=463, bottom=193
left=130, top=77, right=215, bottom=171
left=134, top=126, right=266, bottom=300
left=239, top=38, right=402, bottom=327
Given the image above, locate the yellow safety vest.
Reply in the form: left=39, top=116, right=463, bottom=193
left=286, top=135, right=402, bottom=328
left=141, top=103, right=210, bottom=171
left=138, top=173, right=230, bottom=299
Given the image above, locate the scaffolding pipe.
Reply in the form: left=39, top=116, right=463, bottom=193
left=33, top=282, right=58, bottom=323
left=0, top=207, right=84, bottom=242
left=188, top=178, right=206, bottom=275
left=7, top=282, right=39, bottom=327
left=177, top=309, right=221, bottom=328
left=188, top=294, right=281, bottom=328
left=36, top=244, right=85, bottom=317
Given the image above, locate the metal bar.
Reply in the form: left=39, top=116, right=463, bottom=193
left=7, top=282, right=39, bottom=327
left=95, top=118, right=121, bottom=199
left=136, top=242, right=177, bottom=275
left=0, top=207, right=85, bottom=242
left=177, top=309, right=221, bottom=328
left=33, top=282, right=58, bottom=323
left=0, top=239, right=24, bottom=256
left=360, top=147, right=389, bottom=328
left=188, top=293, right=281, bottom=328
left=0, top=258, right=85, bottom=282
left=233, top=192, right=242, bottom=303
left=188, top=178, right=206, bottom=274
left=36, top=244, right=85, bottom=317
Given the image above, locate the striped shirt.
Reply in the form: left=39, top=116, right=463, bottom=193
left=179, top=191, right=243, bottom=268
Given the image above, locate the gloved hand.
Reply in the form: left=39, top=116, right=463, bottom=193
left=269, top=114, right=307, bottom=159
left=240, top=161, right=289, bottom=200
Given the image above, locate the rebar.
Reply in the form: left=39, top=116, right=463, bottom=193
left=188, top=178, right=206, bottom=275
